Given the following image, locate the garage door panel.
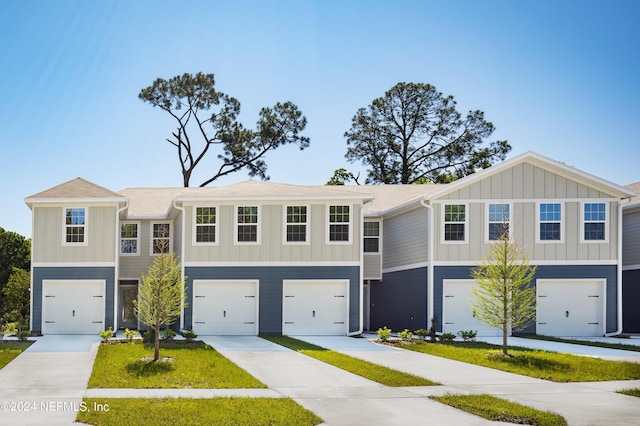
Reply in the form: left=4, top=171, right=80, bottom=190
left=443, top=280, right=503, bottom=337
left=537, top=280, right=604, bottom=337
left=283, top=280, right=348, bottom=336
left=42, top=280, right=105, bottom=334
left=192, top=280, right=258, bottom=335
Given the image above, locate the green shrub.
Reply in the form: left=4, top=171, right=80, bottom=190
left=398, top=329, right=413, bottom=341
left=161, top=328, right=177, bottom=341
left=123, top=328, right=138, bottom=342
left=377, top=326, right=392, bottom=342
left=429, top=318, right=437, bottom=343
left=2, top=322, right=18, bottom=336
left=99, top=327, right=115, bottom=342
left=181, top=330, right=198, bottom=342
left=438, top=332, right=456, bottom=343
left=457, top=330, right=477, bottom=342
left=414, top=328, right=429, bottom=341
left=142, top=329, right=154, bottom=343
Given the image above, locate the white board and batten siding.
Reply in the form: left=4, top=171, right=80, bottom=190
left=191, top=280, right=258, bottom=335
left=42, top=280, right=105, bottom=334
left=282, top=280, right=348, bottom=335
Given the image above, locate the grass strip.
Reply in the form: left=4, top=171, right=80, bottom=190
left=77, top=398, right=322, bottom=426
left=518, top=334, right=640, bottom=352
left=262, top=335, right=438, bottom=386
left=432, top=394, right=567, bottom=426
left=618, top=388, right=640, bottom=398
left=399, top=341, right=640, bottom=382
left=0, top=341, right=32, bottom=369
left=88, top=342, right=265, bottom=389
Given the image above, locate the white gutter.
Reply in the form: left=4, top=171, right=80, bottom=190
left=113, top=201, right=129, bottom=331
left=606, top=198, right=630, bottom=336
left=420, top=199, right=434, bottom=332
left=172, top=199, right=186, bottom=331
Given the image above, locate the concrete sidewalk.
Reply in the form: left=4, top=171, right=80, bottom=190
left=297, top=335, right=640, bottom=426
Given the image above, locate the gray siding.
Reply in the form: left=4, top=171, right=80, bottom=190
left=32, top=266, right=115, bottom=334
left=183, top=203, right=362, bottom=263
left=623, top=209, right=640, bottom=266
left=363, top=254, right=382, bottom=279
left=433, top=265, right=618, bottom=334
left=382, top=208, right=429, bottom=269
left=184, top=266, right=360, bottom=334
left=33, top=205, right=117, bottom=263
left=119, top=220, right=178, bottom=280
left=370, top=268, right=427, bottom=332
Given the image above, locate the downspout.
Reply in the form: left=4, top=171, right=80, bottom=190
left=172, top=199, right=186, bottom=331
left=348, top=201, right=366, bottom=336
left=114, top=201, right=129, bottom=331
left=606, top=198, right=629, bottom=336
left=420, top=199, right=434, bottom=332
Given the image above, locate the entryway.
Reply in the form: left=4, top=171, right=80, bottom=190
left=118, top=280, right=138, bottom=330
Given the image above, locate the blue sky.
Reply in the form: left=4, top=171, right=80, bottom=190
left=2, top=0, right=639, bottom=237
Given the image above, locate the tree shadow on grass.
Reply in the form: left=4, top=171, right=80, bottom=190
left=487, top=351, right=571, bottom=373
left=125, top=359, right=176, bottom=378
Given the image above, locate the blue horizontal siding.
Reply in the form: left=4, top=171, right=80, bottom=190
left=184, top=266, right=360, bottom=334
left=32, top=267, right=115, bottom=334
left=370, top=268, right=428, bottom=332
left=623, top=269, right=640, bottom=333
left=434, top=265, right=618, bottom=334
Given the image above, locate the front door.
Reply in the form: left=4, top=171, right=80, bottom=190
left=119, top=282, right=138, bottom=329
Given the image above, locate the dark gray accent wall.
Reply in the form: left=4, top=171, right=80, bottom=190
left=32, top=266, right=115, bottom=334
left=184, top=266, right=360, bottom=334
left=370, top=268, right=427, bottom=332
left=623, top=269, right=640, bottom=333
left=433, top=265, right=618, bottom=334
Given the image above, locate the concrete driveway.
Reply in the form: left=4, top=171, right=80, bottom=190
left=0, top=335, right=100, bottom=425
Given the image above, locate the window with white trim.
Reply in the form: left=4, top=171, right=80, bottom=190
left=64, top=207, right=86, bottom=244
left=583, top=202, right=606, bottom=241
left=487, top=203, right=510, bottom=241
left=120, top=223, right=139, bottom=255
left=237, top=206, right=259, bottom=243
left=152, top=222, right=171, bottom=254
left=195, top=207, right=217, bottom=243
left=285, top=206, right=308, bottom=243
left=329, top=205, right=350, bottom=242
left=364, top=221, right=380, bottom=253
left=443, top=204, right=466, bottom=242
left=539, top=203, right=561, bottom=241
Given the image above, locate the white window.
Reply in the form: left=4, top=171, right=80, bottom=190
left=236, top=206, right=260, bottom=244
left=284, top=205, right=308, bottom=244
left=63, top=207, right=87, bottom=245
left=582, top=202, right=607, bottom=242
left=151, top=222, right=171, bottom=254
left=443, top=204, right=466, bottom=243
left=364, top=221, right=380, bottom=253
left=120, top=222, right=139, bottom=255
left=487, top=203, right=510, bottom=241
left=194, top=207, right=217, bottom=244
left=538, top=203, right=562, bottom=242
left=328, top=205, right=351, bottom=243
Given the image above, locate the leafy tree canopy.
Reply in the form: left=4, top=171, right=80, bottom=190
left=1, top=267, right=30, bottom=324
left=0, top=227, right=30, bottom=288
left=344, top=82, right=511, bottom=184
left=139, top=72, right=310, bottom=187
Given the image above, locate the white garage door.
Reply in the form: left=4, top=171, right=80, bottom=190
left=537, top=279, right=605, bottom=337
left=192, top=280, right=258, bottom=335
left=283, top=280, right=348, bottom=336
left=443, top=280, right=503, bottom=337
left=42, top=280, right=105, bottom=334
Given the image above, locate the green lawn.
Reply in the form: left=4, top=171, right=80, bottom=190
left=76, top=398, right=322, bottom=426
left=88, top=342, right=265, bottom=388
left=0, top=341, right=32, bottom=369
left=399, top=341, right=640, bottom=382
left=618, top=388, right=640, bottom=398
left=432, top=394, right=567, bottom=426
left=263, top=335, right=438, bottom=386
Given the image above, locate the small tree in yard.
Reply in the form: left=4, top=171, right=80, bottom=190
left=471, top=233, right=537, bottom=356
left=134, top=251, right=185, bottom=361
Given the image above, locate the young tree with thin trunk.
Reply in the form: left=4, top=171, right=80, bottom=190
left=134, top=249, right=185, bottom=361
left=471, top=233, right=537, bottom=356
